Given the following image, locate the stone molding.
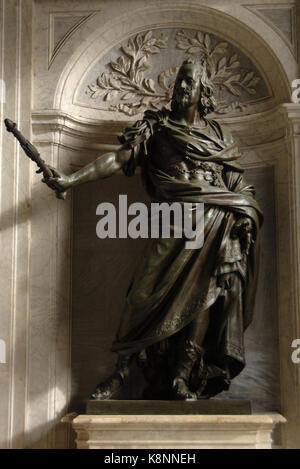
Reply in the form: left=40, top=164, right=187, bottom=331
left=48, top=11, right=98, bottom=68
left=32, top=3, right=295, bottom=115
left=280, top=103, right=300, bottom=136
left=70, top=413, right=286, bottom=449
left=31, top=105, right=288, bottom=144
left=31, top=106, right=290, bottom=168
left=245, top=4, right=297, bottom=57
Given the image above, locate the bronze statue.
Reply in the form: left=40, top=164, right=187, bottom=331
left=5, top=59, right=263, bottom=400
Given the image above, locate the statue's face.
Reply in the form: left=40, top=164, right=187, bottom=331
left=173, top=64, right=201, bottom=109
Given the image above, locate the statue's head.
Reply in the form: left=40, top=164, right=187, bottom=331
left=171, top=58, right=216, bottom=118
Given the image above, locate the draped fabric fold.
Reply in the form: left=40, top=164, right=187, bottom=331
left=112, top=109, right=262, bottom=391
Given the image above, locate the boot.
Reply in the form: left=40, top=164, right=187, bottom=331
left=172, top=340, right=203, bottom=400
left=90, top=354, right=131, bottom=400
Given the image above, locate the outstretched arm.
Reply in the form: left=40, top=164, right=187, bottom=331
left=43, top=146, right=132, bottom=192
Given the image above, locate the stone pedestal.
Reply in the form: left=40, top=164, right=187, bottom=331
left=68, top=411, right=285, bottom=449
left=85, top=399, right=252, bottom=415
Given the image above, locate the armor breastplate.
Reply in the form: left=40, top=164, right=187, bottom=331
left=169, top=160, right=225, bottom=187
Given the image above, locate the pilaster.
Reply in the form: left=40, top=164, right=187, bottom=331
left=0, top=0, right=32, bottom=449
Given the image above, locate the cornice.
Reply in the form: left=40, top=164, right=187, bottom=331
left=31, top=104, right=294, bottom=151
left=279, top=103, right=300, bottom=137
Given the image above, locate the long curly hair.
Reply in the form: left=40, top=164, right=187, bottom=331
left=171, top=58, right=216, bottom=118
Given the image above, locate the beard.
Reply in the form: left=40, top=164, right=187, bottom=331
left=174, top=89, right=193, bottom=108
left=171, top=87, right=208, bottom=118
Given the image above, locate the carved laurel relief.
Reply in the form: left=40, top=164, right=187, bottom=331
left=85, top=29, right=269, bottom=116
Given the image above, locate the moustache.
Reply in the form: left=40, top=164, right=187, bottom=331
left=175, top=89, right=192, bottom=98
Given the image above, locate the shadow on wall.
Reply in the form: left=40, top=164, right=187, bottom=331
left=0, top=386, right=69, bottom=449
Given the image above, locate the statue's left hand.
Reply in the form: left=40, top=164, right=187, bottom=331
left=231, top=217, right=253, bottom=255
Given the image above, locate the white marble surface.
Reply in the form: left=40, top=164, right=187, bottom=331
left=0, top=0, right=32, bottom=449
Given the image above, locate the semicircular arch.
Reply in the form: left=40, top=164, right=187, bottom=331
left=53, top=4, right=294, bottom=121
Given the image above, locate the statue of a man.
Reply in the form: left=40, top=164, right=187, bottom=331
left=45, top=59, right=262, bottom=400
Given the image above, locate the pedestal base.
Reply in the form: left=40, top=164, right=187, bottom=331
left=85, top=399, right=252, bottom=415
left=68, top=406, right=285, bottom=449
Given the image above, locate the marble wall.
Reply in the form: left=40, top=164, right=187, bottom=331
left=1, top=0, right=300, bottom=449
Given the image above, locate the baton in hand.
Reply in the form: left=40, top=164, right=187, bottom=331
left=4, top=118, right=66, bottom=200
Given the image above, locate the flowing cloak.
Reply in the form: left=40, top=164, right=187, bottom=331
left=112, top=109, right=263, bottom=381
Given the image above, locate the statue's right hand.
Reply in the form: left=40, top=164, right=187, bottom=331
left=42, top=166, right=72, bottom=191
